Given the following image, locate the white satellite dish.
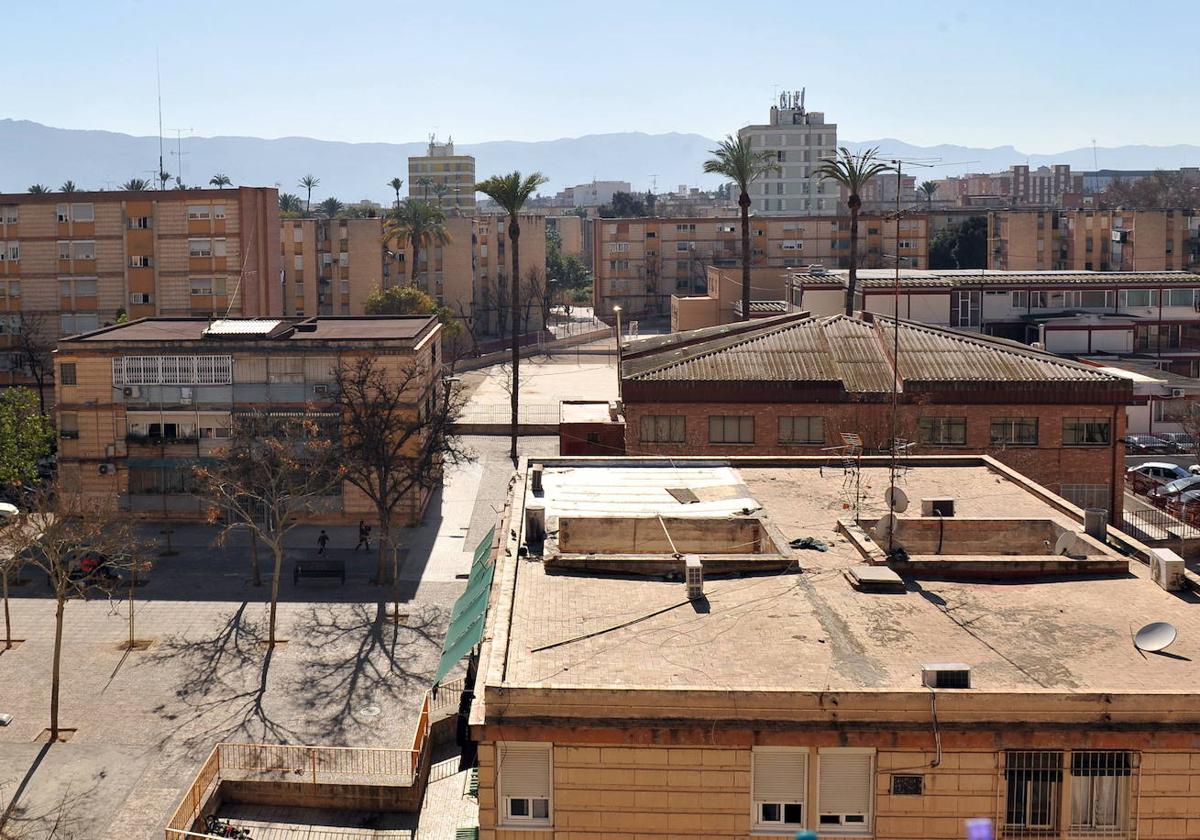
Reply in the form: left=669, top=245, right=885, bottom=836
left=1053, top=532, right=1076, bottom=557
left=1134, top=621, right=1178, bottom=653
left=885, top=486, right=909, bottom=513
left=873, top=513, right=899, bottom=541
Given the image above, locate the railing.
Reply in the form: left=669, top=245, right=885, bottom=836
left=1129, top=505, right=1200, bottom=539
left=430, top=676, right=466, bottom=714
left=165, top=746, right=220, bottom=835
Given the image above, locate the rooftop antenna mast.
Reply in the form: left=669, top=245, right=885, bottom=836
left=1092, top=138, right=1099, bottom=170
left=648, top=174, right=659, bottom=193
left=156, top=49, right=165, bottom=190
left=169, top=127, right=193, bottom=188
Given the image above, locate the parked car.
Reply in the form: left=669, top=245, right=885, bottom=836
left=1149, top=475, right=1200, bottom=498
left=0, top=502, right=17, bottom=521
left=1122, top=434, right=1171, bottom=454
left=1157, top=433, right=1197, bottom=454
left=1127, top=462, right=1193, bottom=489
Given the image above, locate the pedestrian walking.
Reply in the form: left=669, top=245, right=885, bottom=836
left=355, top=520, right=372, bottom=551
left=317, top=529, right=329, bottom=555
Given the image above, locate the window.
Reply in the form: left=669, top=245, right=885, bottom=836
left=292, top=226, right=303, bottom=243
left=188, top=205, right=211, bottom=220
left=129, top=292, right=152, bottom=305
left=781, top=240, right=804, bottom=251
left=918, top=417, right=966, bottom=446
left=1012, top=290, right=1028, bottom=308
left=338, top=252, right=349, bottom=267
left=639, top=415, right=685, bottom=443
left=1163, top=288, right=1195, bottom=307
left=71, top=241, right=95, bottom=260
left=1070, top=751, right=1131, bottom=835
left=293, top=254, right=303, bottom=271
left=213, top=238, right=227, bottom=257
left=1006, top=751, right=1062, bottom=833
left=112, top=355, right=233, bottom=386
left=498, top=743, right=552, bottom=826
left=59, top=411, right=79, bottom=439
left=717, top=224, right=735, bottom=233
left=1063, top=417, right=1110, bottom=446
left=213, top=204, right=226, bottom=220
left=190, top=278, right=213, bottom=296
left=0, top=206, right=17, bottom=224
left=676, top=241, right=692, bottom=252
left=1119, top=289, right=1157, bottom=309
left=818, top=749, right=873, bottom=831
left=57, top=241, right=70, bottom=260
left=752, top=748, right=807, bottom=831
left=71, top=203, right=94, bottom=222
left=128, top=216, right=151, bottom=229
left=268, top=356, right=304, bottom=383
left=59, top=363, right=77, bottom=386
left=779, top=415, right=824, bottom=444
left=60, top=313, right=99, bottom=335
left=991, top=417, right=1038, bottom=446
left=57, top=204, right=69, bottom=223
left=189, top=238, right=213, bottom=257
left=708, top=415, right=754, bottom=444
left=129, top=255, right=153, bottom=268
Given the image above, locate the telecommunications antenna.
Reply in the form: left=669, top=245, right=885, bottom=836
left=885, top=486, right=909, bottom=513
left=1133, top=621, right=1178, bottom=653
left=1053, top=532, right=1076, bottom=556
left=874, top=512, right=899, bottom=541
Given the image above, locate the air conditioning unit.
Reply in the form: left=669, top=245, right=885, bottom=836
left=684, top=555, right=704, bottom=600
left=313, top=384, right=329, bottom=395
left=123, top=386, right=141, bottom=398
left=1171, top=388, right=1186, bottom=398
left=180, top=387, right=193, bottom=405
left=1150, top=548, right=1186, bottom=592
left=97, top=463, right=116, bottom=476
left=921, top=663, right=971, bottom=689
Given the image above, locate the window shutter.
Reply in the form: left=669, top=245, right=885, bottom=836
left=819, top=751, right=873, bottom=815
left=499, top=744, right=551, bottom=801
left=754, top=750, right=807, bottom=802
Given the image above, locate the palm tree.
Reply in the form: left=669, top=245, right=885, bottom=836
left=278, top=192, right=303, bottom=214
left=157, top=170, right=171, bottom=190
left=815, top=147, right=893, bottom=315
left=383, top=199, right=452, bottom=286
left=317, top=196, right=344, bottom=218
left=298, top=174, right=320, bottom=215
left=26, top=184, right=49, bottom=194
left=474, top=171, right=549, bottom=465
left=59, top=181, right=77, bottom=193
left=388, top=177, right=404, bottom=208
left=918, top=180, right=938, bottom=208
left=702, top=135, right=780, bottom=321
left=121, top=178, right=150, bottom=192
left=415, top=176, right=434, bottom=201
left=210, top=173, right=232, bottom=189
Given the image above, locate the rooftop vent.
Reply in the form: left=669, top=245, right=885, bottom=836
left=921, top=663, right=971, bottom=689
left=807, top=263, right=827, bottom=274
left=684, top=555, right=703, bottom=600
left=921, top=497, right=955, bottom=517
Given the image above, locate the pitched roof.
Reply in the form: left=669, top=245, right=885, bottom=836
left=789, top=268, right=1200, bottom=288
left=622, top=312, right=1124, bottom=392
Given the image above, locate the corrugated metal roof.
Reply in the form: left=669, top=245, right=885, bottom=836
left=626, top=313, right=1123, bottom=390
left=202, top=318, right=284, bottom=336
left=787, top=269, right=1200, bottom=289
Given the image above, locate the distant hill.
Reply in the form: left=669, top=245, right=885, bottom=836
left=1, top=119, right=1197, bottom=202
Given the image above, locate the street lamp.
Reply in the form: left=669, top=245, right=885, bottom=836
left=613, top=305, right=623, bottom=401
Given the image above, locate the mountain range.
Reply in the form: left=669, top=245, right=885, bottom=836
left=2, top=119, right=1198, bottom=202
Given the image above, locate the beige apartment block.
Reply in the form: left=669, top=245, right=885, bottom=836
left=0, top=187, right=279, bottom=392
left=53, top=315, right=441, bottom=521
left=738, top=90, right=839, bottom=215
left=408, top=138, right=476, bottom=212
left=989, top=209, right=1198, bottom=272
left=467, top=454, right=1200, bottom=839
left=595, top=214, right=928, bottom=318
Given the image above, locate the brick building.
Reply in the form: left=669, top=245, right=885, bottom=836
left=466, top=454, right=1200, bottom=839
left=53, top=315, right=441, bottom=520
left=620, top=312, right=1131, bottom=518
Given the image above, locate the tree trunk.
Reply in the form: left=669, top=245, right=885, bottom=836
left=392, top=538, right=402, bottom=626
left=509, top=214, right=522, bottom=466
left=3, top=571, right=11, bottom=649
left=376, top=511, right=391, bottom=585
left=50, top=592, right=65, bottom=740
left=845, top=203, right=860, bottom=316
left=411, top=237, right=421, bottom=285
left=268, top=541, right=284, bottom=648
left=249, top=532, right=262, bottom=587
left=739, top=190, right=752, bottom=321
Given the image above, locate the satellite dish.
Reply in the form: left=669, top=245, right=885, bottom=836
left=1134, top=621, right=1178, bottom=653
left=885, top=486, right=909, bottom=513
left=873, top=513, right=899, bottom=540
left=1053, top=532, right=1076, bottom=557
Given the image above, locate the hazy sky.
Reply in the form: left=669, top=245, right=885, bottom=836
left=6, top=0, right=1196, bottom=151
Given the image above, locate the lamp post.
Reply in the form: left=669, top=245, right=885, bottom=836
left=613, top=305, right=623, bottom=401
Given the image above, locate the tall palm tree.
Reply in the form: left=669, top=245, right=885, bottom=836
left=474, top=171, right=549, bottom=465
left=918, top=180, right=938, bottom=208
left=388, top=177, right=404, bottom=208
left=298, top=174, right=320, bottom=215
left=27, top=184, right=49, bottom=194
left=278, top=192, right=303, bottom=214
left=415, top=176, right=434, bottom=201
left=382, top=199, right=452, bottom=285
left=815, top=147, right=893, bottom=315
left=702, top=135, right=780, bottom=321
left=121, top=178, right=150, bottom=192
left=317, top=196, right=344, bottom=219
left=59, top=181, right=77, bottom=193
left=210, top=173, right=232, bottom=189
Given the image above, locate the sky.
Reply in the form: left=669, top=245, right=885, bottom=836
left=4, top=0, right=1197, bottom=152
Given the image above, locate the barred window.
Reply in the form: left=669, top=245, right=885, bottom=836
left=991, top=417, right=1039, bottom=446
left=918, top=416, right=967, bottom=446
left=112, top=355, right=233, bottom=385
left=1063, top=417, right=1110, bottom=446
left=1070, top=751, right=1132, bottom=836
left=779, top=415, right=824, bottom=445
left=639, top=415, right=685, bottom=444
left=1005, top=750, right=1062, bottom=834
left=709, top=415, right=755, bottom=444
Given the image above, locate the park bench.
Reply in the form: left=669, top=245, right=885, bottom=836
left=293, top=558, right=346, bottom=585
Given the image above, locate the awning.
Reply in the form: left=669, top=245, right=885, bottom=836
left=434, top=527, right=496, bottom=684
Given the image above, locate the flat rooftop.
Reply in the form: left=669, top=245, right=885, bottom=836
left=491, top=457, right=1199, bottom=696
left=60, top=315, right=437, bottom=344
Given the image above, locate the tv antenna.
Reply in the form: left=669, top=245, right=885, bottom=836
left=1092, top=138, right=1099, bottom=170
left=156, top=49, right=166, bottom=190
left=169, top=127, right=193, bottom=188
left=648, top=174, right=659, bottom=193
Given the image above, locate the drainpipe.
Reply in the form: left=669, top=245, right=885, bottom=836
left=1111, top=402, right=1121, bottom=526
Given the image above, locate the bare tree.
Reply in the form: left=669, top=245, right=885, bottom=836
left=0, top=488, right=147, bottom=741
left=521, top=266, right=552, bottom=336
left=452, top=300, right=483, bottom=360
left=494, top=273, right=510, bottom=337
left=332, top=356, right=470, bottom=619
left=10, top=312, right=54, bottom=416
left=194, top=413, right=343, bottom=648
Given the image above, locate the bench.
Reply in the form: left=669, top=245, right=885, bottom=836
left=293, top=559, right=346, bottom=585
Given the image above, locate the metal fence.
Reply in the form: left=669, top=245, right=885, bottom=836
left=1127, top=507, right=1200, bottom=539
left=456, top=402, right=562, bottom=425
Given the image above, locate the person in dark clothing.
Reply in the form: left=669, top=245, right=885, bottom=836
left=317, top=529, right=329, bottom=555
left=355, top=520, right=372, bottom=551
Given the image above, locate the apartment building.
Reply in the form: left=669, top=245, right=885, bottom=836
left=621, top=312, right=1131, bottom=517
left=0, top=187, right=280, bottom=389
left=737, top=90, right=839, bottom=215
left=594, top=214, right=929, bottom=317
left=53, top=315, right=441, bottom=520
left=546, top=214, right=589, bottom=266
left=469, top=453, right=1199, bottom=839
left=408, top=138, right=476, bottom=212
left=990, top=209, right=1199, bottom=272
left=556, top=181, right=631, bottom=208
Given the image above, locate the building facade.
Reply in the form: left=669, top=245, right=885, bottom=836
left=737, top=90, right=838, bottom=215
left=0, top=187, right=280, bottom=388
left=620, top=313, right=1131, bottom=518
left=990, top=209, right=1199, bottom=272
left=53, top=315, right=441, bottom=521
left=408, top=138, right=476, bottom=212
